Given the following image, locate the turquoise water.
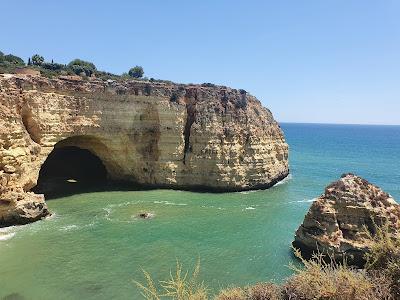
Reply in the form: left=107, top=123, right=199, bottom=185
left=0, top=123, right=399, bottom=299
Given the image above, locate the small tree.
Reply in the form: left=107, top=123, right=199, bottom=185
left=3, top=54, right=25, bottom=65
left=32, top=54, right=44, bottom=66
left=28, top=57, right=31, bottom=65
left=67, top=59, right=97, bottom=76
left=128, top=66, right=144, bottom=78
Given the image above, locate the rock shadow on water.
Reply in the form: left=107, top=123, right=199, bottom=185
left=1, top=293, right=26, bottom=300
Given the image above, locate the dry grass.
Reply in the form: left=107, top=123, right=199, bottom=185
left=245, top=283, right=282, bottom=300
left=133, top=258, right=208, bottom=300
left=214, top=287, right=246, bottom=300
left=365, top=223, right=400, bottom=298
left=135, top=225, right=399, bottom=300
left=282, top=248, right=392, bottom=300
left=214, top=283, right=282, bottom=300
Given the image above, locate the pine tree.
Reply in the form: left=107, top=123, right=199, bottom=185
left=28, top=57, right=31, bottom=65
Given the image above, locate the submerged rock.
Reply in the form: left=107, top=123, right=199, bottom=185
left=137, top=212, right=154, bottom=219
left=293, top=173, right=400, bottom=266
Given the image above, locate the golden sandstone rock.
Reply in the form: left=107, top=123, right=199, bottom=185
left=0, top=74, right=288, bottom=226
left=293, top=173, right=400, bottom=266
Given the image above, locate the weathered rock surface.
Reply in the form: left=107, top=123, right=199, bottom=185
left=0, top=190, right=49, bottom=226
left=293, top=173, right=400, bottom=266
left=0, top=74, right=288, bottom=226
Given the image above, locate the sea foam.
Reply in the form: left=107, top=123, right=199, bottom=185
left=0, top=232, right=16, bottom=241
left=245, top=206, right=256, bottom=210
left=0, top=227, right=17, bottom=241
left=273, top=174, right=293, bottom=187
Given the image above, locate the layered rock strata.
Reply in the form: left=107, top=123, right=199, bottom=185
left=0, top=74, right=289, bottom=226
left=293, top=173, right=400, bottom=266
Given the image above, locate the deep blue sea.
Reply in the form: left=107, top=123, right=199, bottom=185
left=283, top=123, right=400, bottom=200
left=0, top=123, right=399, bottom=299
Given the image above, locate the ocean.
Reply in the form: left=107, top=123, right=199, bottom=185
left=0, top=123, right=399, bottom=299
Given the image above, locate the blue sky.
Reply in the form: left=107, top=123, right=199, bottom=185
left=2, top=1, right=399, bottom=125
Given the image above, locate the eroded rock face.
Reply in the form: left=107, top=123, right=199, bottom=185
left=0, top=74, right=288, bottom=226
left=293, top=173, right=400, bottom=266
left=0, top=190, right=49, bottom=226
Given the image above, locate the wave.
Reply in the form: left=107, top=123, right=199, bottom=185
left=273, top=174, right=293, bottom=187
left=244, top=206, right=256, bottom=210
left=45, top=213, right=57, bottom=220
left=153, top=200, right=187, bottom=206
left=0, top=227, right=17, bottom=241
left=288, top=197, right=317, bottom=204
left=60, top=224, right=79, bottom=231
left=296, top=198, right=317, bottom=203
left=239, top=190, right=258, bottom=195
left=0, top=232, right=16, bottom=241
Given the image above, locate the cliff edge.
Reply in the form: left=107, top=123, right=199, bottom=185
left=0, top=74, right=289, bottom=226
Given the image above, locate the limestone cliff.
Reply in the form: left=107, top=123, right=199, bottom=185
left=0, top=74, right=289, bottom=226
left=293, top=173, right=400, bottom=266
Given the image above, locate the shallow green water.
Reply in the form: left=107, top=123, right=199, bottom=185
left=0, top=184, right=303, bottom=299
left=1, top=123, right=399, bottom=299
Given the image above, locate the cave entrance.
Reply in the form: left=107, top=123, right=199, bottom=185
left=32, top=146, right=108, bottom=199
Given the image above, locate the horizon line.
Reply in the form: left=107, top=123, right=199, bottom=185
left=278, top=121, right=400, bottom=126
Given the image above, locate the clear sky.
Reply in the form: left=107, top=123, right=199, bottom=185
left=2, top=1, right=399, bottom=125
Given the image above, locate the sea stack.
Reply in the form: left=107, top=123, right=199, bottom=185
left=293, top=173, right=400, bottom=266
left=0, top=74, right=289, bottom=226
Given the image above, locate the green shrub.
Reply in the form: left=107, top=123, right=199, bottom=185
left=67, top=59, right=96, bottom=76
left=0, top=52, right=25, bottom=73
left=41, top=62, right=65, bottom=71
left=144, top=83, right=152, bottom=95
left=201, top=83, right=216, bottom=88
left=170, top=92, right=179, bottom=102
left=32, top=54, right=44, bottom=66
left=128, top=65, right=144, bottom=78
left=0, top=53, right=25, bottom=66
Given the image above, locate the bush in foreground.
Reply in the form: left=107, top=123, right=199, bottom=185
left=365, top=223, right=400, bottom=298
left=215, top=283, right=281, bottom=300
left=279, top=249, right=392, bottom=300
left=135, top=223, right=399, bottom=300
left=133, top=259, right=208, bottom=300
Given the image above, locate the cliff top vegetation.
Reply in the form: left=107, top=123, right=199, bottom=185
left=0, top=51, right=153, bottom=82
left=0, top=51, right=250, bottom=93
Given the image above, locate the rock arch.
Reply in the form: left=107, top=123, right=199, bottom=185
left=0, top=74, right=289, bottom=226
left=32, top=135, right=121, bottom=198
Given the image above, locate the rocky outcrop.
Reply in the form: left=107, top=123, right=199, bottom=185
left=0, top=190, right=48, bottom=226
left=293, top=173, right=400, bottom=266
left=0, top=74, right=289, bottom=226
